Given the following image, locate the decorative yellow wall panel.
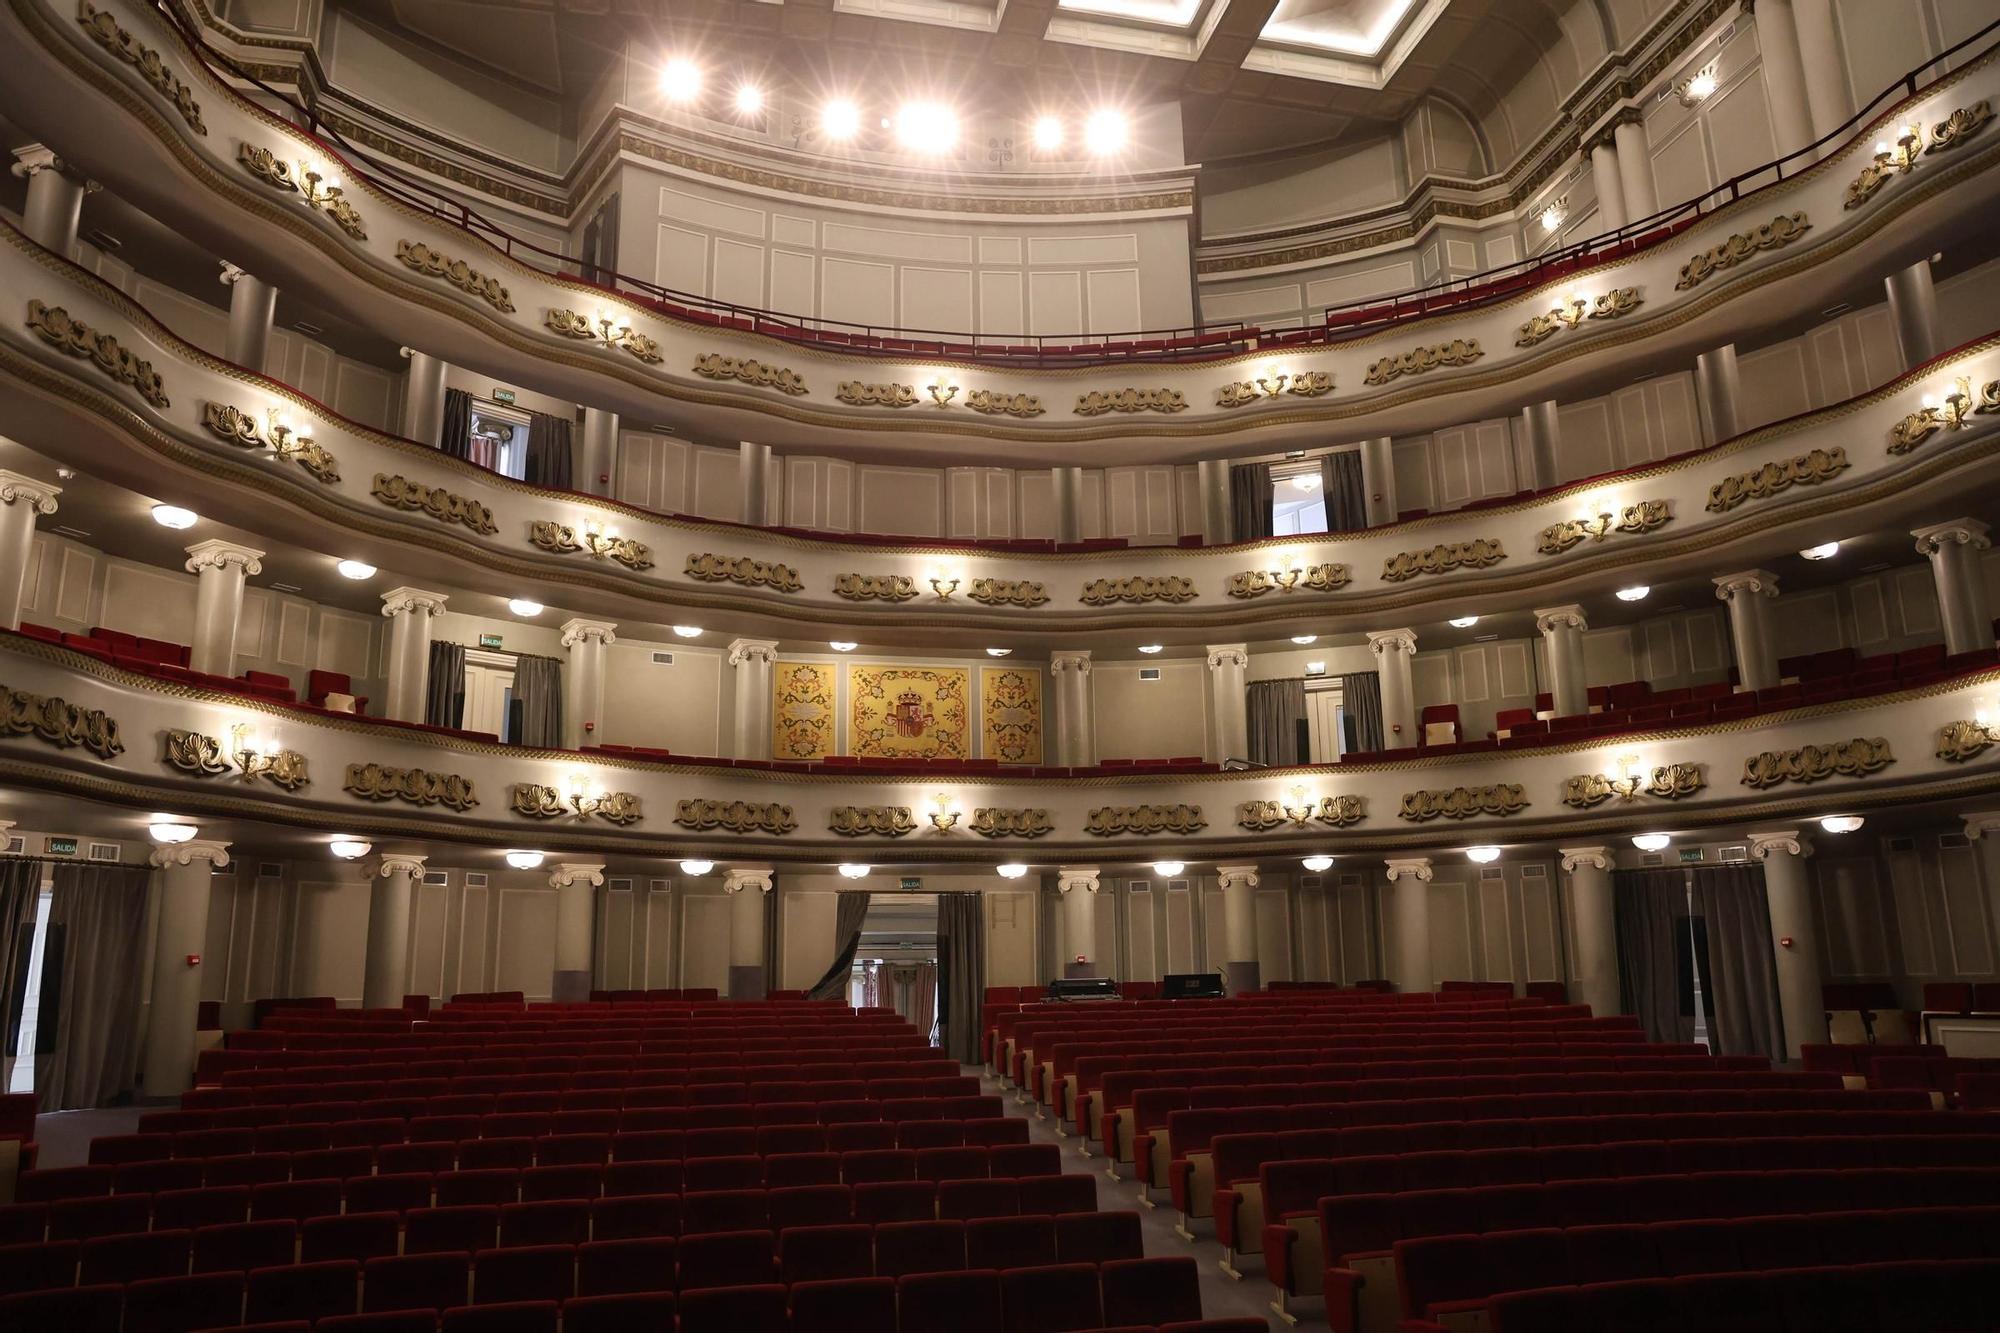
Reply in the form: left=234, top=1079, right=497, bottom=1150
left=850, top=667, right=970, bottom=760
left=981, top=667, right=1044, bottom=765
left=772, top=662, right=836, bottom=760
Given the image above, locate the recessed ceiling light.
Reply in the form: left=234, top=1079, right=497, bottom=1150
left=1137, top=645, right=1163, bottom=655
left=1632, top=833, right=1671, bottom=851
left=1301, top=855, right=1333, bottom=872
left=996, top=863, right=1029, bottom=879
left=1291, top=635, right=1317, bottom=645
left=660, top=57, right=701, bottom=103
left=1821, top=815, right=1865, bottom=833
left=1466, top=845, right=1501, bottom=863
left=1616, top=586, right=1651, bottom=602
left=329, top=838, right=371, bottom=860
left=149, top=819, right=196, bottom=844
left=1031, top=115, right=1064, bottom=151
left=821, top=99, right=860, bottom=140
left=1449, top=615, right=1479, bottom=628
left=151, top=504, right=198, bottom=529
left=838, top=863, right=870, bottom=879
left=680, top=859, right=714, bottom=876
left=505, top=850, right=545, bottom=870
left=336, top=559, right=376, bottom=580
left=1151, top=861, right=1185, bottom=877
left=986, top=648, right=1011, bottom=657
left=1084, top=108, right=1127, bottom=154
left=734, top=83, right=764, bottom=115
left=508, top=599, right=544, bottom=617
left=829, top=641, right=858, bottom=652
left=1800, top=542, right=1840, bottom=560
left=672, top=625, right=702, bottom=639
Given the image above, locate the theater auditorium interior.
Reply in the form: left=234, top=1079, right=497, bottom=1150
left=0, top=0, right=1998, bottom=1328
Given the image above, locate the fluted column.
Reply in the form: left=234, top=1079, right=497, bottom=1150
left=1518, top=401, right=1561, bottom=489
left=1792, top=0, right=1851, bottom=140
left=725, top=866, right=774, bottom=998
left=1885, top=262, right=1943, bottom=371
left=398, top=348, right=447, bottom=446
left=1751, top=830, right=1825, bottom=1058
left=11, top=146, right=89, bottom=259
left=1695, top=344, right=1743, bottom=445
left=739, top=441, right=774, bottom=524
left=219, top=263, right=277, bottom=374
left=550, top=862, right=605, bottom=1002
left=1613, top=117, right=1657, bottom=221
left=1217, top=865, right=1261, bottom=995
left=1205, top=644, right=1250, bottom=764
left=1384, top=858, right=1432, bottom=995
left=1195, top=459, right=1231, bottom=544
left=1560, top=847, right=1619, bottom=1020
left=1714, top=570, right=1780, bottom=692
left=728, top=638, right=778, bottom=760
left=1359, top=436, right=1397, bottom=527
left=1588, top=138, right=1627, bottom=232
left=1753, top=0, right=1816, bottom=156
left=1535, top=604, right=1590, bottom=717
left=381, top=587, right=448, bottom=722
left=579, top=408, right=619, bottom=497
left=364, top=854, right=425, bottom=1010
left=1057, top=867, right=1099, bottom=978
left=1368, top=629, right=1419, bottom=748
left=143, top=838, right=232, bottom=1097
left=184, top=540, right=264, bottom=677
left=1051, top=652, right=1095, bottom=768
left=560, top=619, right=616, bottom=748
left=1051, top=467, right=1084, bottom=545
left=1913, top=520, right=1994, bottom=656
left=0, top=470, right=60, bottom=630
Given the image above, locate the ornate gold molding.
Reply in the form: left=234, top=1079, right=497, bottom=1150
left=685, top=553, right=802, bottom=591
left=1086, top=805, right=1206, bottom=836
left=78, top=1, right=205, bottom=134
left=1217, top=371, right=1334, bottom=407
left=0, top=683, right=123, bottom=760
left=1226, top=563, right=1350, bottom=598
left=1399, top=784, right=1529, bottom=821
left=511, top=782, right=642, bottom=825
left=1928, top=100, right=1995, bottom=152
left=830, top=806, right=919, bottom=837
left=836, top=382, right=918, bottom=407
left=1705, top=446, right=1850, bottom=513
left=236, top=143, right=367, bottom=239
left=970, top=808, right=1054, bottom=838
left=372, top=474, right=499, bottom=534
left=968, top=578, right=1049, bottom=607
left=342, top=762, right=478, bottom=810
left=675, top=799, right=797, bottom=834
left=1740, top=737, right=1894, bottom=788
left=1382, top=538, right=1505, bottom=583
left=964, top=390, right=1045, bottom=418
left=1675, top=211, right=1810, bottom=290
left=693, top=354, right=807, bottom=395
left=832, top=573, right=920, bottom=602
left=1079, top=575, right=1198, bottom=605
left=1846, top=104, right=1988, bottom=210
left=1074, top=388, right=1187, bottom=416
left=1516, top=288, right=1642, bottom=346
left=1561, top=763, right=1706, bottom=808
left=1237, top=795, right=1364, bottom=830
left=200, top=402, right=339, bottom=482
left=528, top=520, right=654, bottom=570
left=25, top=300, right=168, bottom=408
left=1363, top=338, right=1483, bottom=386
left=394, top=240, right=514, bottom=313
left=1537, top=499, right=1672, bottom=554
left=544, top=309, right=663, bottom=363
left=160, top=727, right=231, bottom=777
left=1888, top=376, right=1999, bottom=453
left=1937, top=719, right=1998, bottom=762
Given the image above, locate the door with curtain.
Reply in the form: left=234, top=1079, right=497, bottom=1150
left=461, top=650, right=516, bottom=741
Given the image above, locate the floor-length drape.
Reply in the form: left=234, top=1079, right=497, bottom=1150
left=908, top=962, right=940, bottom=1046
left=425, top=641, right=467, bottom=729
left=524, top=412, right=575, bottom=490
left=1340, top=672, right=1385, bottom=754
left=1614, top=867, right=1696, bottom=1044
left=35, top=863, right=149, bottom=1110
left=1320, top=451, right=1369, bottom=532
left=808, top=891, right=873, bottom=1001
left=511, top=653, right=564, bottom=749
left=439, top=388, right=473, bottom=460
left=1247, top=679, right=1308, bottom=766
left=937, top=893, right=985, bottom=1064
left=1693, top=863, right=1787, bottom=1059
left=1229, top=462, right=1274, bottom=541
left=0, top=858, right=41, bottom=1085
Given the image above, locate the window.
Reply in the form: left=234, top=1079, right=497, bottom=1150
left=1271, top=467, right=1327, bottom=535
left=466, top=402, right=531, bottom=479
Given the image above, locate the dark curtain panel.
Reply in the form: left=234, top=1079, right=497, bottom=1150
left=425, top=641, right=467, bottom=729
left=1693, top=863, right=1787, bottom=1060
left=512, top=653, right=564, bottom=749
left=524, top=412, right=575, bottom=490
left=1615, top=867, right=1697, bottom=1044
left=1229, top=462, right=1274, bottom=542
left=1320, top=450, right=1369, bottom=532
left=808, top=891, right=872, bottom=1001
left=0, top=858, right=40, bottom=1072
left=439, top=388, right=474, bottom=460
left=762, top=884, right=779, bottom=999
left=937, top=893, right=985, bottom=1064
left=909, top=962, right=940, bottom=1046
left=1340, top=672, right=1385, bottom=754
left=36, top=863, right=149, bottom=1110
left=1247, top=679, right=1309, bottom=766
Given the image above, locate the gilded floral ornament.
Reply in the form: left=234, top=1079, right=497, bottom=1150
left=527, top=520, right=653, bottom=570
left=160, top=728, right=232, bottom=777
left=1237, top=795, right=1364, bottom=831
left=692, top=354, right=808, bottom=395
left=1846, top=123, right=1925, bottom=208
left=836, top=382, right=919, bottom=407
left=1675, top=212, right=1810, bottom=290
left=1927, top=100, right=1994, bottom=153
left=970, top=809, right=1055, bottom=838
left=1217, top=371, right=1334, bottom=407
left=1381, top=539, right=1505, bottom=583
left=78, top=1, right=205, bottom=134
left=511, top=783, right=642, bottom=825
left=833, top=574, right=921, bottom=602
left=372, top=474, right=499, bottom=534
left=1562, top=763, right=1706, bottom=808
left=1227, top=563, right=1350, bottom=598
left=964, top=389, right=1045, bottom=417
left=1516, top=288, right=1643, bottom=346
left=1936, top=719, right=1999, bottom=763
left=1399, top=784, right=1528, bottom=821
left=675, top=800, right=797, bottom=834
left=343, top=763, right=478, bottom=811
left=1086, top=805, right=1206, bottom=836
left=1363, top=338, right=1483, bottom=386
left=1074, top=388, right=1187, bottom=416
left=543, top=309, right=663, bottom=363
left=25, top=300, right=169, bottom=408
left=200, top=403, right=339, bottom=482
left=1740, top=737, right=1894, bottom=789
left=1079, top=575, right=1198, bottom=606
left=395, top=241, right=514, bottom=312
left=236, top=143, right=367, bottom=239
left=1888, top=376, right=1998, bottom=453
left=830, top=806, right=919, bottom=837
left=1705, top=447, right=1849, bottom=513
left=685, top=553, right=803, bottom=591
left=968, top=578, right=1049, bottom=607
left=1537, top=500, right=1672, bottom=554
left=0, top=684, right=123, bottom=760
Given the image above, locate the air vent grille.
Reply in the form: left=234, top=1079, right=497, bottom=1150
left=1640, top=852, right=1666, bottom=867
left=422, top=870, right=449, bottom=887
left=4, top=835, right=23, bottom=854
left=1520, top=863, right=1547, bottom=879
left=610, top=877, right=635, bottom=891
left=465, top=872, right=488, bottom=888
left=650, top=878, right=671, bottom=892
left=1886, top=836, right=1915, bottom=851
left=1138, top=667, right=1161, bottom=681
left=1940, top=833, right=1971, bottom=849
left=652, top=652, right=675, bottom=666
left=1480, top=867, right=1504, bottom=880
left=89, top=842, right=121, bottom=862
left=1338, top=874, right=1363, bottom=887
left=1128, top=880, right=1150, bottom=894
left=1719, top=844, right=1749, bottom=862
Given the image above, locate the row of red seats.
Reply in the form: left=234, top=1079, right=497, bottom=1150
left=170, top=1098, right=997, bottom=1135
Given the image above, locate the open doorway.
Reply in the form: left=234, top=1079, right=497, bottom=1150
left=850, top=894, right=940, bottom=1047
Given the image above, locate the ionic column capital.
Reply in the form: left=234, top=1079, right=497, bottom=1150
left=1749, top=830, right=1810, bottom=861
left=1367, top=628, right=1418, bottom=659
left=560, top=618, right=618, bottom=649
left=1216, top=864, right=1260, bottom=891
left=1051, top=651, right=1093, bottom=676
left=9, top=144, right=65, bottom=179
left=1962, top=811, right=2000, bottom=841
left=381, top=586, right=449, bottom=619
left=1384, top=856, right=1433, bottom=882
left=1205, top=644, right=1249, bottom=672
left=723, top=866, right=774, bottom=894
left=1913, top=518, right=1991, bottom=556
left=549, top=861, right=606, bottom=889
left=0, top=470, right=61, bottom=514
left=1534, top=604, right=1588, bottom=636
left=376, top=853, right=428, bottom=879
left=1713, top=569, right=1780, bottom=601
left=1056, top=865, right=1101, bottom=894
left=218, top=262, right=250, bottom=287
left=150, top=838, right=232, bottom=869
left=1559, top=846, right=1615, bottom=873
left=184, top=539, right=265, bottom=577
left=727, top=638, right=778, bottom=667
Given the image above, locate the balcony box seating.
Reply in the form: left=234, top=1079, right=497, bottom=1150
left=307, top=670, right=369, bottom=714
left=1419, top=705, right=1460, bottom=747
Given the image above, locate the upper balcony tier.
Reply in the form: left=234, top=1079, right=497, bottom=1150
left=4, top=0, right=2000, bottom=460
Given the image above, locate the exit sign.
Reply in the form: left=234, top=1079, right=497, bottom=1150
left=899, top=877, right=922, bottom=892
left=44, top=836, right=77, bottom=856
left=490, top=388, right=516, bottom=405
left=478, top=633, right=504, bottom=649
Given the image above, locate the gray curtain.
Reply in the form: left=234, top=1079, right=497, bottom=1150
left=439, top=388, right=473, bottom=459
left=1615, top=867, right=1696, bottom=1044
left=937, top=893, right=985, bottom=1064
left=1247, top=678, right=1308, bottom=766
left=1340, top=672, right=1384, bottom=753
left=0, top=858, right=40, bottom=1081
left=808, top=891, right=872, bottom=1001
left=36, top=863, right=149, bottom=1110
left=425, top=641, right=467, bottom=729
left=512, top=653, right=564, bottom=749
left=1693, top=863, right=1787, bottom=1060
left=762, top=883, right=779, bottom=999
left=1321, top=451, right=1369, bottom=532
left=524, top=412, right=575, bottom=490
left=909, top=962, right=940, bottom=1047
left=1230, top=462, right=1273, bottom=542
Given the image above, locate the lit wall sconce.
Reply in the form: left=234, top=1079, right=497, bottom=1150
left=1889, top=376, right=1982, bottom=453
left=1280, top=785, right=1318, bottom=827
left=1562, top=756, right=1705, bottom=808
left=1938, top=709, right=1999, bottom=762
left=1539, top=197, right=1568, bottom=233
left=1537, top=497, right=1671, bottom=554
left=929, top=571, right=961, bottom=601
left=929, top=793, right=962, bottom=832
left=582, top=519, right=620, bottom=558
left=927, top=379, right=960, bottom=406
left=1517, top=289, right=1642, bottom=346
left=265, top=410, right=313, bottom=461
left=1847, top=123, right=1925, bottom=207
left=231, top=722, right=309, bottom=790
left=298, top=162, right=343, bottom=208
left=1675, top=60, right=1719, bottom=107
left=564, top=771, right=608, bottom=818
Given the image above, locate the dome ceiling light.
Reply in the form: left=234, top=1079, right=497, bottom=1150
left=1632, top=833, right=1671, bottom=852
left=1449, top=616, right=1478, bottom=628
left=680, top=859, right=714, bottom=875
left=149, top=819, right=197, bottom=844
left=1137, top=644, right=1164, bottom=655
left=336, top=559, right=376, bottom=580
left=1616, top=586, right=1651, bottom=602
left=1821, top=815, right=1865, bottom=833
left=1291, top=635, right=1318, bottom=645
left=1466, top=846, right=1501, bottom=864
left=672, top=626, right=702, bottom=639
left=1800, top=542, right=1840, bottom=560
left=1301, top=855, right=1333, bottom=872
left=329, top=838, right=371, bottom=860
left=505, top=850, right=545, bottom=870
left=508, top=599, right=544, bottom=617
left=151, top=504, right=198, bottom=529
left=829, top=641, right=858, bottom=652
left=996, top=863, right=1029, bottom=879
left=1151, top=861, right=1185, bottom=877
left=838, top=863, right=871, bottom=879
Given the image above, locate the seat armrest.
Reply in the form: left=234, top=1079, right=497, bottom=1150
left=1213, top=1186, right=1244, bottom=1248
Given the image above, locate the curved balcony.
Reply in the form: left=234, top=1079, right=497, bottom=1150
left=4, top=0, right=2000, bottom=457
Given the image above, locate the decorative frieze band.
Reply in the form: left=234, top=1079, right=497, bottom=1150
left=1675, top=212, right=1811, bottom=290
left=1561, top=763, right=1705, bottom=808
left=528, top=521, right=653, bottom=570
left=0, top=683, right=122, bottom=759
left=685, top=553, right=803, bottom=591
left=237, top=143, right=367, bottom=239
left=968, top=578, right=1049, bottom=607
left=78, top=1, right=205, bottom=134
left=1399, top=784, right=1528, bottom=821
left=970, top=808, right=1054, bottom=838
left=674, top=799, right=797, bottom=834
left=693, top=354, right=807, bottom=395
left=1846, top=102, right=1989, bottom=209
left=1516, top=289, right=1642, bottom=346
left=1227, top=564, right=1351, bottom=598
left=544, top=309, right=663, bottom=363
left=1079, top=576, right=1197, bottom=606
left=829, top=806, right=919, bottom=837
left=343, top=763, right=478, bottom=811
left=1741, top=738, right=1894, bottom=788
left=1888, top=376, right=1998, bottom=453
left=963, top=389, right=1045, bottom=417
left=1085, top=805, right=1206, bottom=835
left=1705, top=447, right=1850, bottom=512
left=1381, top=539, right=1505, bottom=583
left=1537, top=500, right=1672, bottom=554
left=511, top=783, right=642, bottom=825
left=1363, top=338, right=1482, bottom=386
left=1937, top=719, right=1999, bottom=762
left=25, top=300, right=168, bottom=408
left=836, top=382, right=918, bottom=407
left=833, top=574, right=920, bottom=602
left=1216, top=371, right=1334, bottom=407
left=200, top=403, right=340, bottom=482
left=1074, top=388, right=1187, bottom=416
left=372, top=474, right=499, bottom=534
left=1237, top=795, right=1364, bottom=831
left=394, top=241, right=514, bottom=312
